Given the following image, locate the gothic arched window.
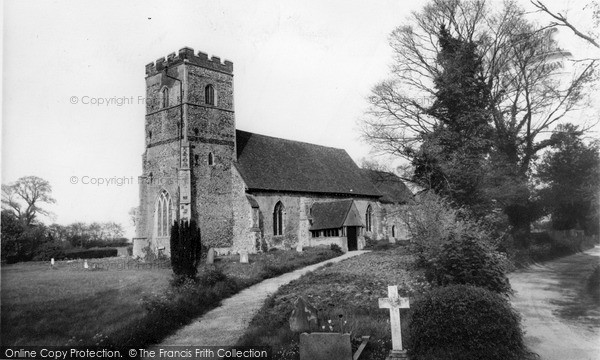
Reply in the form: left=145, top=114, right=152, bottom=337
left=208, top=152, right=214, bottom=166
left=392, top=225, right=396, bottom=238
left=366, top=205, right=373, bottom=232
left=155, top=190, right=172, bottom=237
left=273, top=201, right=284, bottom=236
left=161, top=87, right=169, bottom=108
left=205, top=84, right=215, bottom=105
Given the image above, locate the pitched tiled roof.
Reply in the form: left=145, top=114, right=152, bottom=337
left=309, top=200, right=353, bottom=230
left=361, top=169, right=413, bottom=204
left=236, top=130, right=381, bottom=197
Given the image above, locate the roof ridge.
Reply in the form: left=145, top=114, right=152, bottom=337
left=236, top=129, right=346, bottom=152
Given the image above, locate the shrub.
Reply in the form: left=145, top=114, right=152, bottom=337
left=407, top=192, right=491, bottom=266
left=64, top=247, right=118, bottom=259
left=330, top=243, right=343, bottom=254
left=372, top=240, right=394, bottom=251
left=364, top=235, right=377, bottom=249
left=408, top=285, right=532, bottom=360
left=32, top=241, right=66, bottom=261
left=426, top=233, right=512, bottom=295
left=197, top=265, right=228, bottom=287
left=170, top=220, right=202, bottom=279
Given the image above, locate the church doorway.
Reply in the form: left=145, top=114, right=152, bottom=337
left=347, top=226, right=358, bottom=251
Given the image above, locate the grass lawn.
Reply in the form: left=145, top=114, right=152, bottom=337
left=237, top=244, right=430, bottom=360
left=1, top=247, right=341, bottom=347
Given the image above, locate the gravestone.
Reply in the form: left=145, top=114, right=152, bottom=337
left=84, top=260, right=89, bottom=269
left=50, top=258, right=55, bottom=266
left=206, top=248, right=215, bottom=264
left=239, top=250, right=249, bottom=263
left=289, top=296, right=319, bottom=332
left=299, top=332, right=352, bottom=360
left=379, top=285, right=410, bottom=359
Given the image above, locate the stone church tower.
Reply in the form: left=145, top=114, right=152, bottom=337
left=135, top=47, right=236, bottom=256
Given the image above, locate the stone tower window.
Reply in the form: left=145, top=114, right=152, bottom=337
left=273, top=201, right=284, bottom=236
left=194, top=154, right=199, bottom=166
left=392, top=225, right=396, bottom=238
left=366, top=205, right=373, bottom=232
left=208, top=152, right=214, bottom=166
left=155, top=190, right=172, bottom=237
left=205, top=84, right=215, bottom=106
left=161, top=87, right=169, bottom=108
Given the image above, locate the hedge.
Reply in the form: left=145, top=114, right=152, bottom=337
left=64, top=248, right=118, bottom=259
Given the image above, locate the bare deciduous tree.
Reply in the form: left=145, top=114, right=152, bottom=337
left=1, top=176, right=56, bottom=227
left=531, top=0, right=599, bottom=49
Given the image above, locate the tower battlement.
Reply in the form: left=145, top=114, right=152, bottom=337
left=145, top=47, right=233, bottom=76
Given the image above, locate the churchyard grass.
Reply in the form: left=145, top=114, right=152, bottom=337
left=0, top=247, right=341, bottom=347
left=237, top=244, right=430, bottom=360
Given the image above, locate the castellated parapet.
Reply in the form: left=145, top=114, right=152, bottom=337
left=145, top=47, right=234, bottom=76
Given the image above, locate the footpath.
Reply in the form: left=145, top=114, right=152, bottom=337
left=154, top=250, right=369, bottom=347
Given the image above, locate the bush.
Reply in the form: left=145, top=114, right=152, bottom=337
left=364, top=235, right=376, bottom=249
left=85, top=237, right=129, bottom=248
left=197, top=265, right=228, bottom=287
left=330, top=243, right=343, bottom=254
left=408, top=285, right=532, bottom=360
left=408, top=192, right=491, bottom=266
left=32, top=241, right=66, bottom=261
left=64, top=248, right=118, bottom=259
left=426, top=234, right=511, bottom=295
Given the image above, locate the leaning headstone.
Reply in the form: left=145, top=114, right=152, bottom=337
left=206, top=248, right=215, bottom=264
left=289, top=296, right=319, bottom=333
left=239, top=250, right=249, bottom=263
left=378, top=285, right=410, bottom=359
left=84, top=260, right=89, bottom=269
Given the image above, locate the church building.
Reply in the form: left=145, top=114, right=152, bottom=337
left=133, top=47, right=412, bottom=257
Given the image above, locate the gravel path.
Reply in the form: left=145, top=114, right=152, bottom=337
left=509, top=246, right=600, bottom=360
left=153, top=250, right=369, bottom=347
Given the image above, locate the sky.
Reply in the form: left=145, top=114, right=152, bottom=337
left=2, top=0, right=598, bottom=237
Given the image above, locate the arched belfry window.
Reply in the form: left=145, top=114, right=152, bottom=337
left=205, top=84, right=215, bottom=105
left=161, top=87, right=169, bottom=108
left=155, top=190, right=172, bottom=237
left=273, top=201, right=284, bottom=236
left=208, top=152, right=214, bottom=166
left=392, top=225, right=396, bottom=238
left=366, top=205, right=373, bottom=232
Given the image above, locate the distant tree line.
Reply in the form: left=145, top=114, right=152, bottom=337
left=1, top=176, right=127, bottom=263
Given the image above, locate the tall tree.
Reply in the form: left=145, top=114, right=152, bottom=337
left=1, top=176, right=56, bottom=228
left=412, top=25, right=493, bottom=214
left=536, top=124, right=600, bottom=233
left=362, top=0, right=596, bottom=236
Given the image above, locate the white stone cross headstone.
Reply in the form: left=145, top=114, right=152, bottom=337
left=50, top=258, right=55, bottom=266
left=379, top=285, right=409, bottom=352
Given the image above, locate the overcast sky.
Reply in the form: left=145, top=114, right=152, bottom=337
left=2, top=0, right=597, bottom=237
